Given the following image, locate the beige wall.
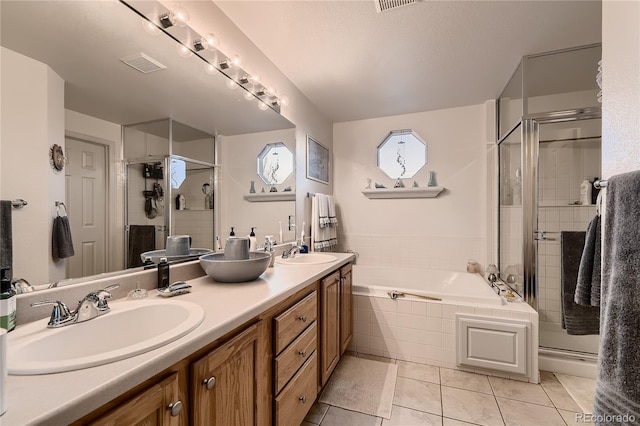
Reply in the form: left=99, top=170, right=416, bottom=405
left=0, top=47, right=65, bottom=284
left=333, top=103, right=489, bottom=271
left=602, top=0, right=640, bottom=177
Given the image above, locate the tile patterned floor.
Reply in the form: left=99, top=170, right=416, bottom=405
left=303, top=353, right=594, bottom=426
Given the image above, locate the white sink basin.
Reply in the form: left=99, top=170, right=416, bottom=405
left=7, top=299, right=204, bottom=375
left=276, top=253, right=338, bottom=265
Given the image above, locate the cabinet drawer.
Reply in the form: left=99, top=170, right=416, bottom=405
left=274, top=321, right=317, bottom=394
left=274, top=351, right=318, bottom=426
left=274, top=291, right=317, bottom=355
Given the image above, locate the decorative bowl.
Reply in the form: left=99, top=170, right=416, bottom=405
left=199, top=252, right=271, bottom=283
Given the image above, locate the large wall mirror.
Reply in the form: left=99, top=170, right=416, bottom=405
left=0, top=1, right=295, bottom=291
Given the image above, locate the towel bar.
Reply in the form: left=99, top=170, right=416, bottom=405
left=11, top=199, right=28, bottom=208
left=594, top=179, right=608, bottom=189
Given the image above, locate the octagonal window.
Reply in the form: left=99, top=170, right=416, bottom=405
left=257, top=142, right=294, bottom=185
left=377, top=130, right=427, bottom=179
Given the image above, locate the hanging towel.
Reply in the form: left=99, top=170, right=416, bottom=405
left=0, top=201, right=12, bottom=281
left=593, top=171, right=640, bottom=425
left=312, top=194, right=337, bottom=251
left=318, top=194, right=330, bottom=228
left=560, top=231, right=599, bottom=335
left=575, top=214, right=601, bottom=307
left=327, top=195, right=338, bottom=226
left=128, top=225, right=156, bottom=268
left=52, top=215, right=75, bottom=259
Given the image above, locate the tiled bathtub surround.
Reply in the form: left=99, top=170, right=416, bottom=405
left=349, top=292, right=539, bottom=383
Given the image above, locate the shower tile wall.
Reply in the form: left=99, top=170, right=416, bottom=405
left=537, top=205, right=596, bottom=325
left=173, top=209, right=214, bottom=250
left=537, top=139, right=600, bottom=327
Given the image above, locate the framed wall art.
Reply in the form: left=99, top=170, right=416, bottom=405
left=306, top=135, right=329, bottom=184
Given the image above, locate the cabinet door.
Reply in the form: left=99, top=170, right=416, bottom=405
left=89, top=372, right=182, bottom=426
left=340, top=263, right=353, bottom=355
left=320, top=271, right=340, bottom=387
left=191, top=324, right=259, bottom=426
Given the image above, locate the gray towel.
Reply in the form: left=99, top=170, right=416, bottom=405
left=0, top=201, right=12, bottom=281
left=594, top=170, right=640, bottom=425
left=575, top=214, right=602, bottom=307
left=128, top=225, right=156, bottom=268
left=52, top=216, right=75, bottom=259
left=560, top=231, right=599, bottom=335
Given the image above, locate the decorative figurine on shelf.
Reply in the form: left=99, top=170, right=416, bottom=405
left=394, top=178, right=405, bottom=188
left=375, top=183, right=386, bottom=189
left=202, top=183, right=213, bottom=209
left=283, top=186, right=292, bottom=192
left=413, top=180, right=419, bottom=187
left=270, top=186, right=278, bottom=192
left=249, top=180, right=256, bottom=194
left=365, top=178, right=372, bottom=189
left=261, top=187, right=265, bottom=193
left=428, top=171, right=438, bottom=187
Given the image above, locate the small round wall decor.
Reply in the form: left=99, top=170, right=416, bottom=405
left=50, top=144, right=66, bottom=171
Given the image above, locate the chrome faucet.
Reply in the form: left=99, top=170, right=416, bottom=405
left=31, top=284, right=120, bottom=328
left=282, top=244, right=302, bottom=259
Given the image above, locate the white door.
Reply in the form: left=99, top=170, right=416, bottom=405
left=65, top=138, right=107, bottom=278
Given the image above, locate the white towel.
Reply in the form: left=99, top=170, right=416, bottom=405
left=312, top=194, right=337, bottom=251
left=327, top=195, right=338, bottom=226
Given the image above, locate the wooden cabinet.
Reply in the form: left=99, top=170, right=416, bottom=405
left=191, top=324, right=260, bottom=426
left=320, top=271, right=340, bottom=387
left=340, top=263, right=353, bottom=355
left=272, top=290, right=318, bottom=425
left=88, top=372, right=183, bottom=426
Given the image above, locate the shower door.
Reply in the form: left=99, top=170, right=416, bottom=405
left=536, top=116, right=601, bottom=355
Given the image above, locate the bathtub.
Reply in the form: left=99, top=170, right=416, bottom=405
left=352, top=266, right=503, bottom=306
left=351, top=265, right=539, bottom=383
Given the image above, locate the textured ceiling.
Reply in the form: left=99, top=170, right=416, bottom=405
left=216, top=0, right=602, bottom=123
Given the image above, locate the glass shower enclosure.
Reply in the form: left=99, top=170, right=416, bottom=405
left=123, top=119, right=217, bottom=268
left=497, top=45, right=602, bottom=358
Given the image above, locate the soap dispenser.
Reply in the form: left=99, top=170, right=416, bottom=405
left=0, top=267, right=16, bottom=332
left=248, top=227, right=257, bottom=251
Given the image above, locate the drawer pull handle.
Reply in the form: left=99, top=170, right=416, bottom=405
left=203, top=376, right=216, bottom=390
left=299, top=396, right=307, bottom=403
left=168, top=400, right=183, bottom=417
left=298, top=350, right=306, bottom=357
left=298, top=315, right=307, bottom=322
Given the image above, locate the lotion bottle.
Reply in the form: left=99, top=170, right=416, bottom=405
left=0, top=267, right=16, bottom=332
left=157, top=258, right=170, bottom=289
left=248, top=227, right=257, bottom=251
left=580, top=180, right=592, bottom=205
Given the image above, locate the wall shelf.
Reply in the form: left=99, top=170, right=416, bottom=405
left=244, top=192, right=296, bottom=202
left=361, top=187, right=445, bottom=199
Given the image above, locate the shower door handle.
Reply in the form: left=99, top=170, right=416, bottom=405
left=534, top=230, right=557, bottom=241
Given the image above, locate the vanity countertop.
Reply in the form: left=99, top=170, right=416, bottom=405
left=1, top=253, right=355, bottom=426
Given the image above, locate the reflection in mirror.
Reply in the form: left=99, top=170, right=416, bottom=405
left=220, top=129, right=297, bottom=246
left=257, top=142, right=294, bottom=186
left=0, top=1, right=295, bottom=291
left=377, top=130, right=427, bottom=179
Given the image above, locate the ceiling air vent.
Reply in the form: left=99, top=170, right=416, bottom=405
left=120, top=53, right=167, bottom=74
left=375, top=0, right=418, bottom=13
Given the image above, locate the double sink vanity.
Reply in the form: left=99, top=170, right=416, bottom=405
left=3, top=252, right=355, bottom=426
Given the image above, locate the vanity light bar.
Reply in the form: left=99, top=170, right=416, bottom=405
left=121, top=1, right=284, bottom=114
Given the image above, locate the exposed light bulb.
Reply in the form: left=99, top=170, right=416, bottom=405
left=279, top=96, right=290, bottom=107
left=266, top=86, right=277, bottom=97
left=258, top=101, right=269, bottom=111
left=176, top=43, right=193, bottom=58
left=204, top=33, right=220, bottom=51
left=243, top=91, right=254, bottom=101
left=172, top=4, right=190, bottom=27
left=142, top=18, right=161, bottom=35
left=249, top=74, right=260, bottom=85
left=226, top=79, right=238, bottom=90
left=231, top=55, right=243, bottom=68
left=204, top=63, right=217, bottom=75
